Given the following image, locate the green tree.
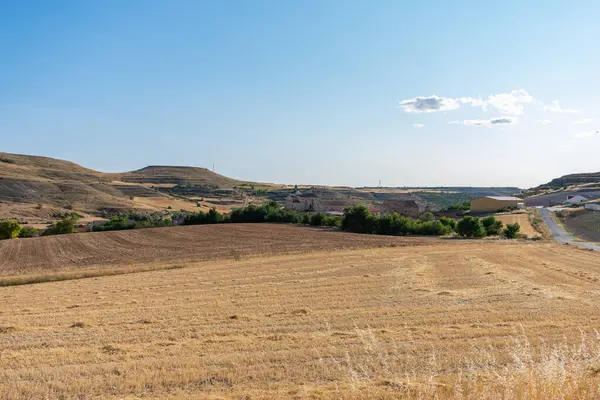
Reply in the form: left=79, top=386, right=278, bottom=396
left=503, top=223, right=521, bottom=239
left=456, top=216, right=486, bottom=238
left=341, top=206, right=378, bottom=234
left=439, top=216, right=457, bottom=231
left=309, top=213, right=325, bottom=226
left=18, top=226, right=38, bottom=238
left=419, top=212, right=435, bottom=222
left=481, top=216, right=504, bottom=235
left=0, top=221, right=22, bottom=240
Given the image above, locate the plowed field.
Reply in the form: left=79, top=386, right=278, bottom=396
left=0, top=224, right=440, bottom=275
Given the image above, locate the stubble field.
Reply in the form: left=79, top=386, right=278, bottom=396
left=1, top=225, right=600, bottom=399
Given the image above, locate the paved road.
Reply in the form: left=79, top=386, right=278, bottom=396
left=538, top=208, right=600, bottom=251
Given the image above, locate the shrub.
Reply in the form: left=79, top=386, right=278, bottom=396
left=322, top=216, right=342, bottom=228
left=503, top=223, right=521, bottom=239
left=439, top=216, right=457, bottom=231
left=481, top=216, right=504, bottom=235
left=0, top=156, right=15, bottom=164
left=377, top=213, right=414, bottom=236
left=309, top=213, right=325, bottom=226
left=43, top=218, right=76, bottom=236
left=419, top=212, right=435, bottom=222
left=0, top=221, right=22, bottom=240
left=341, top=206, right=378, bottom=234
left=301, top=214, right=311, bottom=225
left=415, top=220, right=453, bottom=236
left=456, top=216, right=486, bottom=238
left=18, top=226, right=38, bottom=238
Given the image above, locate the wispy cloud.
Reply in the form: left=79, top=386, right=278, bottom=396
left=399, top=89, right=533, bottom=115
left=451, top=116, right=517, bottom=127
left=412, top=123, right=425, bottom=128
left=543, top=100, right=580, bottom=113
left=536, top=120, right=552, bottom=125
left=484, top=89, right=533, bottom=115
left=573, top=118, right=594, bottom=125
left=398, top=96, right=460, bottom=113
left=573, top=129, right=600, bottom=138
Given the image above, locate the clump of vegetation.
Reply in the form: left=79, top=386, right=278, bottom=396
left=18, top=227, right=38, bottom=238
left=183, top=208, right=224, bottom=225
left=309, top=213, right=326, bottom=226
left=439, top=216, right=457, bottom=230
left=0, top=156, right=15, bottom=164
left=418, top=212, right=435, bottom=222
left=456, top=216, right=486, bottom=238
left=481, top=216, right=504, bottom=235
left=42, top=218, right=78, bottom=236
left=52, top=212, right=83, bottom=220
left=0, top=221, right=22, bottom=240
left=503, top=223, right=521, bottom=238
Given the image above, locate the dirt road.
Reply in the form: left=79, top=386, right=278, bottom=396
left=539, top=208, right=600, bottom=251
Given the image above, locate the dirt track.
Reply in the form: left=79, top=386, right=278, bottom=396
left=0, top=224, right=443, bottom=275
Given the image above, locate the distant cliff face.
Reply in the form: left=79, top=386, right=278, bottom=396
left=537, top=172, right=600, bottom=189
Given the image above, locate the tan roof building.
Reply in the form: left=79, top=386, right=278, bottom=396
left=380, top=200, right=421, bottom=218
left=470, top=196, right=524, bottom=213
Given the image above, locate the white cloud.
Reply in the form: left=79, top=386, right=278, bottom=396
left=485, top=89, right=533, bottom=115
left=412, top=123, right=425, bottom=128
left=573, top=129, right=600, bottom=138
left=536, top=120, right=552, bottom=124
left=398, top=95, right=460, bottom=113
left=456, top=116, right=517, bottom=127
left=400, top=89, right=533, bottom=115
left=573, top=118, right=594, bottom=125
left=544, top=100, right=580, bottom=113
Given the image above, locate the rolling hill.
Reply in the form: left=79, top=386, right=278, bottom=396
left=0, top=152, right=249, bottom=220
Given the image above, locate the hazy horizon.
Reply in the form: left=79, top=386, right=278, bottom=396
left=2, top=0, right=599, bottom=188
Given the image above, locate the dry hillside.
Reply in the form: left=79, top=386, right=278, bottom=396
left=0, top=152, right=257, bottom=219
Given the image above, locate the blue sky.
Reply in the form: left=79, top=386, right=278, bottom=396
left=1, top=0, right=599, bottom=188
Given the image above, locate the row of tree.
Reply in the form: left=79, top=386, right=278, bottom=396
left=0, top=202, right=521, bottom=240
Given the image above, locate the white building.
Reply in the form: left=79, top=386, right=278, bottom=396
left=564, top=195, right=588, bottom=204
left=284, top=186, right=324, bottom=212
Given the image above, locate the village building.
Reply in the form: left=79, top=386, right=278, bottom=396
left=470, top=196, right=524, bottom=213
left=284, top=185, right=324, bottom=212
left=380, top=200, right=421, bottom=218
left=564, top=195, right=588, bottom=204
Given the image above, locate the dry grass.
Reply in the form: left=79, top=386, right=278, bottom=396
left=495, top=212, right=539, bottom=237
left=1, top=239, right=600, bottom=398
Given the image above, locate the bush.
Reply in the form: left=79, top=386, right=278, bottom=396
left=439, top=216, right=457, bottom=231
left=341, top=206, right=378, bottom=234
left=377, top=213, right=415, bottom=236
left=415, top=220, right=453, bottom=236
left=456, top=216, right=486, bottom=238
left=18, top=226, right=38, bottom=238
left=503, top=223, right=521, bottom=239
left=0, top=221, right=22, bottom=240
left=43, top=218, right=76, bottom=236
left=301, top=214, right=311, bottom=225
left=309, top=213, right=325, bottom=226
left=481, top=216, right=504, bottom=235
left=419, top=212, right=435, bottom=222
left=322, top=216, right=342, bottom=228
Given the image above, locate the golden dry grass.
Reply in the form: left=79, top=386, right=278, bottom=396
left=495, top=213, right=538, bottom=236
left=2, top=237, right=600, bottom=399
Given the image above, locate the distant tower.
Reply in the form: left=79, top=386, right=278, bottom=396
left=379, top=180, right=382, bottom=188
left=212, top=164, right=215, bottom=172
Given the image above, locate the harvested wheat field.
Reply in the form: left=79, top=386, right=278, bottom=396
left=2, top=226, right=600, bottom=399
left=495, top=212, right=538, bottom=236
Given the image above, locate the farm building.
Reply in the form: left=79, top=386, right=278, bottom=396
left=380, top=200, right=421, bottom=218
left=470, top=196, right=524, bottom=213
left=564, top=195, right=588, bottom=204
left=284, top=186, right=324, bottom=212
